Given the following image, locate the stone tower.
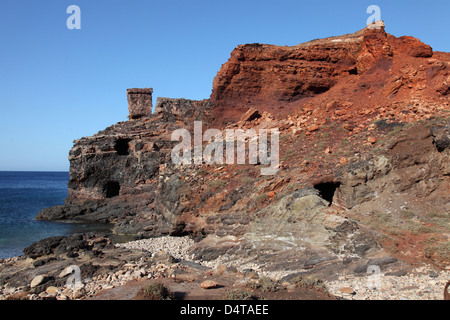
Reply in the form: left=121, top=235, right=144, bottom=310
left=127, top=88, right=153, bottom=119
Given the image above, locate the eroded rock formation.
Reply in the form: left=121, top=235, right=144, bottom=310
left=210, top=23, right=446, bottom=125
left=35, top=23, right=450, bottom=275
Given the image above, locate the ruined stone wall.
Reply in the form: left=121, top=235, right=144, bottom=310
left=127, top=88, right=153, bottom=119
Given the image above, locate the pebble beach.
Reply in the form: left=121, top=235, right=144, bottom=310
left=1, top=236, right=449, bottom=300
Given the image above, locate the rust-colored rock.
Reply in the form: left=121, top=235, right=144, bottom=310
left=308, top=124, right=320, bottom=132
left=210, top=23, right=448, bottom=126
left=339, top=287, right=355, bottom=295
left=200, top=280, right=219, bottom=289
left=240, top=107, right=262, bottom=122
left=368, top=136, right=378, bottom=144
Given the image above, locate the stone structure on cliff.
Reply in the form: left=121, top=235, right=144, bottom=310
left=127, top=88, right=153, bottom=119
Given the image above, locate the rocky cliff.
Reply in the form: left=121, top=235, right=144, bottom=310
left=36, top=23, right=450, bottom=277
left=211, top=22, right=447, bottom=125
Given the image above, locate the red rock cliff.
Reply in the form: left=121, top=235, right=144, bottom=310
left=210, top=23, right=447, bottom=125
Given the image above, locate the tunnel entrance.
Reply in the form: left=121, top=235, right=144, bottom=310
left=314, top=181, right=341, bottom=205
left=114, top=139, right=131, bottom=156
left=104, top=181, right=120, bottom=198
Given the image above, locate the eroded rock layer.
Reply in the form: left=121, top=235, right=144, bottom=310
left=35, top=24, right=450, bottom=275
left=210, top=25, right=447, bottom=125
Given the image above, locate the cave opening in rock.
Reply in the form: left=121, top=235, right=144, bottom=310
left=348, top=67, right=358, bottom=75
left=314, top=181, right=341, bottom=205
left=104, top=181, right=120, bottom=198
left=114, top=139, right=131, bottom=156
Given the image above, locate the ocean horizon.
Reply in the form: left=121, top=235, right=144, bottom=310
left=0, top=171, right=110, bottom=259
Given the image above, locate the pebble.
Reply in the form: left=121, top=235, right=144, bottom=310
left=215, top=265, right=227, bottom=276
left=72, top=290, right=84, bottom=300
left=46, top=286, right=59, bottom=295
left=200, top=280, right=219, bottom=289
left=339, top=287, right=355, bottom=294
left=368, top=136, right=378, bottom=144
left=307, top=124, right=320, bottom=132
left=30, top=275, right=48, bottom=289
left=286, top=284, right=297, bottom=292
left=3, top=236, right=449, bottom=301
left=429, top=271, right=439, bottom=278
left=59, top=266, right=74, bottom=278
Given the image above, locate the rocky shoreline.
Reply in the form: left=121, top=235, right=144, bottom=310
left=0, top=235, right=448, bottom=300
left=117, top=237, right=450, bottom=301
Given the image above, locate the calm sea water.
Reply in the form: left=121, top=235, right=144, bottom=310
left=0, top=171, right=111, bottom=259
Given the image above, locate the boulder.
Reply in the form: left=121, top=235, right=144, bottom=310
left=30, top=275, right=49, bottom=289
left=432, top=123, right=450, bottom=152
left=200, top=280, right=219, bottom=289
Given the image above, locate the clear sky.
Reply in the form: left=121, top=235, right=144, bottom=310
left=0, top=0, right=448, bottom=171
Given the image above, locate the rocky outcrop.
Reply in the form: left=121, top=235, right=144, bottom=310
left=36, top=98, right=212, bottom=238
left=244, top=188, right=381, bottom=269
left=336, top=122, right=450, bottom=209
left=210, top=23, right=447, bottom=125
left=154, top=97, right=211, bottom=122
left=432, top=122, right=450, bottom=152
left=35, top=23, right=450, bottom=275
left=0, top=233, right=157, bottom=296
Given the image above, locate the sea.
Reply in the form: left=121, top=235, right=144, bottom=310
left=0, top=171, right=111, bottom=259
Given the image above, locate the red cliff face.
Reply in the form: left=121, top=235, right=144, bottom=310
left=210, top=24, right=447, bottom=126
left=35, top=24, right=450, bottom=272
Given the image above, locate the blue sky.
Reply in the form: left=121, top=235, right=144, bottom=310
left=0, top=0, right=448, bottom=171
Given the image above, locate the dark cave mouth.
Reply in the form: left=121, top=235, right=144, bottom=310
left=114, top=139, right=131, bottom=156
left=314, top=181, right=341, bottom=205
left=104, top=181, right=121, bottom=198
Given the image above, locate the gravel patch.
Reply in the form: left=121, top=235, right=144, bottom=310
left=2, top=236, right=448, bottom=300
left=326, top=266, right=450, bottom=300
left=115, top=236, right=196, bottom=261
left=116, top=238, right=450, bottom=300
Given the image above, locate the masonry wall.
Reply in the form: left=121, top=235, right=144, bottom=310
left=127, top=88, right=153, bottom=119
